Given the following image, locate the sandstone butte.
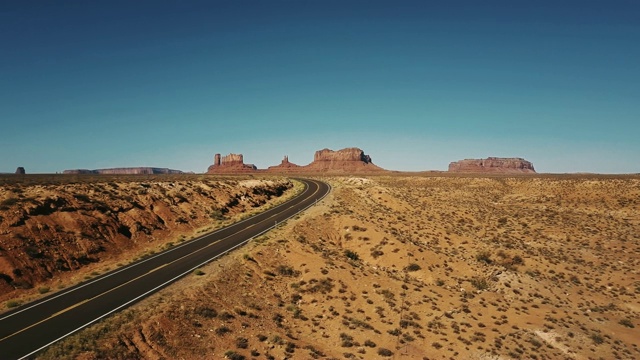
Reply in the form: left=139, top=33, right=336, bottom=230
left=209, top=147, right=385, bottom=174
left=448, top=157, right=536, bottom=173
left=207, top=153, right=257, bottom=173
left=63, top=168, right=184, bottom=175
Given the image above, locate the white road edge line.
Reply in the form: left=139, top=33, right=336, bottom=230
left=0, top=180, right=310, bottom=322
left=17, top=179, right=329, bottom=360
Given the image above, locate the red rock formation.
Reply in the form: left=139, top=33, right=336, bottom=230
left=207, top=153, right=257, bottom=173
left=15, top=167, right=25, bottom=175
left=267, top=156, right=301, bottom=171
left=63, top=168, right=184, bottom=175
left=301, top=147, right=384, bottom=173
left=448, top=157, right=535, bottom=173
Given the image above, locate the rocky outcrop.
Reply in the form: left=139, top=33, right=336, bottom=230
left=207, top=153, right=257, bottom=173
left=15, top=167, right=25, bottom=175
left=448, top=157, right=535, bottom=173
left=63, top=168, right=184, bottom=175
left=304, top=147, right=383, bottom=172
left=0, top=178, right=293, bottom=299
left=267, top=156, right=301, bottom=171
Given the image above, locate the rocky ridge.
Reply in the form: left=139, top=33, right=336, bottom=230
left=0, top=178, right=292, bottom=298
left=448, top=157, right=536, bottom=173
left=63, top=168, right=184, bottom=175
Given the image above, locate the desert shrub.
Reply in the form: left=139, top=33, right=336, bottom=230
left=471, top=277, right=490, bottom=290
left=476, top=251, right=492, bottom=264
left=405, top=263, right=421, bottom=272
left=215, top=326, right=231, bottom=335
left=590, top=333, right=604, bottom=345
left=619, top=318, right=634, bottom=328
left=371, top=250, right=384, bottom=258
left=219, top=311, right=235, bottom=321
left=277, top=265, right=298, bottom=276
left=38, top=286, right=50, bottom=294
left=224, top=350, right=245, bottom=360
left=236, top=337, right=249, bottom=349
left=195, top=306, right=218, bottom=318
left=377, top=348, right=393, bottom=356
left=364, top=339, right=376, bottom=347
left=306, top=278, right=334, bottom=293
left=387, top=328, right=401, bottom=336
left=344, top=250, right=359, bottom=261
left=209, top=209, right=224, bottom=220
left=193, top=269, right=205, bottom=276
left=6, top=300, right=21, bottom=308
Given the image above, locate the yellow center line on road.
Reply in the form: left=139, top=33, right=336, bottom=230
left=1, top=263, right=171, bottom=343
left=1, top=180, right=324, bottom=344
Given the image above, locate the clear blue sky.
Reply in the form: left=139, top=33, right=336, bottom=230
left=1, top=0, right=639, bottom=173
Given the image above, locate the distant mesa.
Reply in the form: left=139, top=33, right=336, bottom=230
left=206, top=147, right=385, bottom=174
left=207, top=153, right=257, bottom=173
left=448, top=157, right=535, bottom=173
left=63, top=167, right=184, bottom=175
left=302, top=147, right=384, bottom=172
left=267, top=156, right=301, bottom=171
left=15, top=167, right=25, bottom=175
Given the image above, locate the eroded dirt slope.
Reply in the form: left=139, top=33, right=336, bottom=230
left=0, top=176, right=293, bottom=301
left=39, top=176, right=640, bottom=360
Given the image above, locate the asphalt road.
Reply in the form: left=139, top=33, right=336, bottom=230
left=0, top=178, right=330, bottom=359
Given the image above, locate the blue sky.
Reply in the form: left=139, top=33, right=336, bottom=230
left=1, top=0, right=639, bottom=173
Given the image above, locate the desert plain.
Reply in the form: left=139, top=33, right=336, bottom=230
left=1, top=174, right=639, bottom=359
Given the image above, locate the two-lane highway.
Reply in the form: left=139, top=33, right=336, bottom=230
left=0, top=178, right=330, bottom=359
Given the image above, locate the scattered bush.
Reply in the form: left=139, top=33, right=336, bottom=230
left=216, top=326, right=231, bottom=335
left=476, top=251, right=492, bottom=264
left=590, top=333, right=604, bottom=345
left=471, top=277, right=490, bottom=290
left=224, top=350, right=245, bottom=360
left=364, top=339, right=376, bottom=347
left=404, top=263, right=421, bottom=272
left=236, top=337, right=249, bottom=349
left=377, top=348, right=393, bottom=356
left=6, top=300, right=21, bottom=308
left=344, top=250, right=360, bottom=261
left=619, top=318, right=634, bottom=328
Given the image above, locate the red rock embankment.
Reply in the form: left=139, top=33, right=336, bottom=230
left=0, top=178, right=292, bottom=299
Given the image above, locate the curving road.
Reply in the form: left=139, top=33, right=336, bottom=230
left=0, top=178, right=330, bottom=359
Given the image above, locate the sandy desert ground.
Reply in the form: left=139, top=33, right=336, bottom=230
left=9, top=174, right=640, bottom=359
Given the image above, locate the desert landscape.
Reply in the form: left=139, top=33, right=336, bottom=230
left=2, top=173, right=636, bottom=359
left=0, top=174, right=297, bottom=304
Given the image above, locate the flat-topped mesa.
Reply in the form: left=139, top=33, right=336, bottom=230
left=63, top=167, right=184, bottom=175
left=448, top=157, right=536, bottom=173
left=305, top=147, right=384, bottom=172
left=207, top=153, right=257, bottom=173
left=267, top=156, right=301, bottom=171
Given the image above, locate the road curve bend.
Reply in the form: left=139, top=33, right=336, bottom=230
left=0, top=178, right=330, bottom=359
